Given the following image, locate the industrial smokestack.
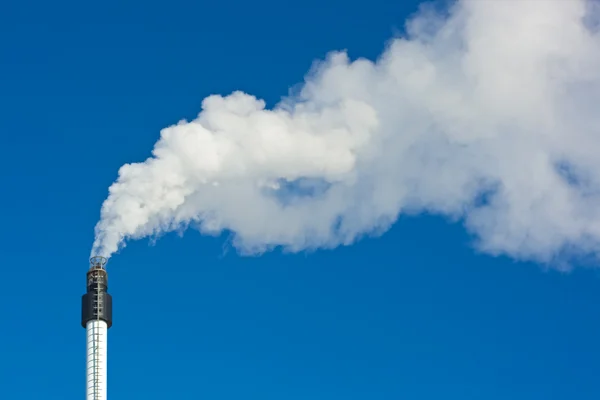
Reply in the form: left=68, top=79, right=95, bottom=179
left=81, top=256, right=113, bottom=400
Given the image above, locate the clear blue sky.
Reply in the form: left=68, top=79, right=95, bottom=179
left=2, top=0, right=600, bottom=399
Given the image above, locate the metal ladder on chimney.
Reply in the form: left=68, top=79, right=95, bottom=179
left=88, top=272, right=104, bottom=400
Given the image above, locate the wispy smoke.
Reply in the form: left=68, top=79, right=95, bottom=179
left=92, top=0, right=600, bottom=265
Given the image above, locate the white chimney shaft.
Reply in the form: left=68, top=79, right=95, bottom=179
left=86, top=320, right=108, bottom=400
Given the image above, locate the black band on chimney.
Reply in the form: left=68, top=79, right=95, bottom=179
left=81, top=258, right=113, bottom=328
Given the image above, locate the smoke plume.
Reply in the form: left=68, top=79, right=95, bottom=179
left=92, top=0, right=600, bottom=265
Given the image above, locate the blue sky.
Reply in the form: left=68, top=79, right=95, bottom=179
left=2, top=0, right=600, bottom=399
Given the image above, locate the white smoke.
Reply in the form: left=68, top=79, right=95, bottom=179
left=92, top=0, right=600, bottom=265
